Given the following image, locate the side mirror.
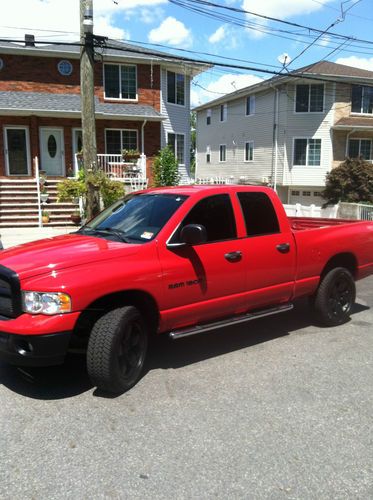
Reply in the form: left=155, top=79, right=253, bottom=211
left=180, top=224, right=207, bottom=245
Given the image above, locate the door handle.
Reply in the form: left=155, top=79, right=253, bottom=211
left=224, top=251, right=242, bottom=262
left=276, top=243, right=290, bottom=253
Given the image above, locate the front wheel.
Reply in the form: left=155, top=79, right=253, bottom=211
left=313, top=267, right=356, bottom=326
left=87, top=306, right=148, bottom=393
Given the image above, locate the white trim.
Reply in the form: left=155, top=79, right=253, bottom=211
left=39, top=127, right=65, bottom=176
left=294, top=82, right=325, bottom=114
left=103, top=63, right=138, bottom=102
left=219, top=144, right=227, bottom=162
left=166, top=70, right=186, bottom=108
left=3, top=125, right=31, bottom=176
left=244, top=141, right=254, bottom=162
left=104, top=128, right=139, bottom=153
left=292, top=137, right=322, bottom=167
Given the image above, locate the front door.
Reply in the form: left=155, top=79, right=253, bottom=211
left=4, top=127, right=31, bottom=176
left=40, top=128, right=64, bottom=175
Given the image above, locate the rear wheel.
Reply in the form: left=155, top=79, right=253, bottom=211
left=87, top=306, right=148, bottom=393
left=313, top=267, right=356, bottom=326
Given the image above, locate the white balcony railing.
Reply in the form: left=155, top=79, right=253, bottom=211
left=74, top=154, right=147, bottom=181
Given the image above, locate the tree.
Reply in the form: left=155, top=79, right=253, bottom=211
left=322, top=157, right=373, bottom=206
left=153, top=146, right=180, bottom=187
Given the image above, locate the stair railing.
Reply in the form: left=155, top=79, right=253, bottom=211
left=35, top=156, right=42, bottom=227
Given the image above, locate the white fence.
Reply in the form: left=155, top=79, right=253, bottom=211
left=283, top=203, right=338, bottom=218
left=357, top=203, right=373, bottom=221
left=195, top=176, right=235, bottom=185
left=74, top=154, right=147, bottom=181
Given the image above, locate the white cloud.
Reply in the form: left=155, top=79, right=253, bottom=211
left=0, top=0, right=166, bottom=41
left=242, top=0, right=334, bottom=38
left=139, top=7, right=164, bottom=24
left=209, top=26, right=226, bottom=44
left=192, top=73, right=263, bottom=107
left=335, top=56, right=373, bottom=72
left=148, top=17, right=191, bottom=46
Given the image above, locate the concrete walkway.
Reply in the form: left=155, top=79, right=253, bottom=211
left=0, top=226, right=73, bottom=249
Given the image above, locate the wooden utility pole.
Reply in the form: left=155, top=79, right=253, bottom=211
left=80, top=0, right=100, bottom=219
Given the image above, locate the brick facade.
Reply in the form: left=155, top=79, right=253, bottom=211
left=0, top=52, right=162, bottom=178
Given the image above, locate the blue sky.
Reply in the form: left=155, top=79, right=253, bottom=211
left=2, top=0, right=373, bottom=105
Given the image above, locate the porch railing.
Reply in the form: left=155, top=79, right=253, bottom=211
left=74, top=153, right=147, bottom=181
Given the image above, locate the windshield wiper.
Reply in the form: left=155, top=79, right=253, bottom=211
left=79, top=227, right=130, bottom=243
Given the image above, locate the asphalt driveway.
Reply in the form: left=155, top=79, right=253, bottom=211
left=1, top=276, right=372, bottom=499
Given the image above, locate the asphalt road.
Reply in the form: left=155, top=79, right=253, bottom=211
left=1, top=276, right=372, bottom=499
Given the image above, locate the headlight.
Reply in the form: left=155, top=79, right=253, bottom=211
left=23, top=292, right=72, bottom=315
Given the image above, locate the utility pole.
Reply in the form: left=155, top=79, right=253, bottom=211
left=80, top=0, right=100, bottom=219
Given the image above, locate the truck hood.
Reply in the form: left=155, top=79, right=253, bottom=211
left=0, top=234, right=140, bottom=280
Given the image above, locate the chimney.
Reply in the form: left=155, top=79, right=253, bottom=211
left=25, top=34, right=35, bottom=47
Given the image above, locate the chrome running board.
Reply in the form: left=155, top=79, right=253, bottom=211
left=169, top=303, right=293, bottom=340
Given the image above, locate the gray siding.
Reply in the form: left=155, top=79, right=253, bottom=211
left=160, top=67, right=191, bottom=172
left=196, top=80, right=335, bottom=190
left=196, top=89, right=275, bottom=183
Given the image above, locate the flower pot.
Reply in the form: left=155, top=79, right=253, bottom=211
left=71, top=214, right=82, bottom=226
left=40, top=193, right=49, bottom=203
left=42, top=216, right=49, bottom=224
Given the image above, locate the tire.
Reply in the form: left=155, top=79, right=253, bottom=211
left=87, top=306, right=148, bottom=393
left=313, top=267, right=356, bottom=327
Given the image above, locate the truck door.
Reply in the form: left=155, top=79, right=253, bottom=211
left=236, top=191, right=296, bottom=309
left=157, top=194, right=247, bottom=330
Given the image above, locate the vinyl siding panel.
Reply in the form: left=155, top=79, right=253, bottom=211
left=160, top=68, right=191, bottom=170
left=282, top=82, right=335, bottom=187
left=196, top=90, right=276, bottom=183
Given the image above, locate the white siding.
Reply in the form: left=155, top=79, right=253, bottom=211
left=281, top=81, right=335, bottom=187
left=196, top=90, right=276, bottom=183
left=160, top=67, right=191, bottom=172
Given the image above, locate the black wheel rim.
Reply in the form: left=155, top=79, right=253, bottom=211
left=117, top=321, right=145, bottom=381
left=327, top=275, right=353, bottom=319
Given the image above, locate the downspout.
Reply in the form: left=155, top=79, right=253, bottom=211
left=141, top=120, right=147, bottom=155
left=273, top=88, right=279, bottom=193
left=345, top=128, right=356, bottom=157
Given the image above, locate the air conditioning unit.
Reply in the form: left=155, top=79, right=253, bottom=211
left=262, top=176, right=269, bottom=184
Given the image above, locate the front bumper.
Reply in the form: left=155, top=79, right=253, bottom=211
left=0, top=330, right=72, bottom=366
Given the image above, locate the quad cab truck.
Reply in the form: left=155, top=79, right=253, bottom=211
left=0, top=185, right=372, bottom=393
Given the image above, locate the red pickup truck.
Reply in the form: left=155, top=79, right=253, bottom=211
left=0, top=186, right=372, bottom=393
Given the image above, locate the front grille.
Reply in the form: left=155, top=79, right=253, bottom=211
left=0, top=265, right=22, bottom=319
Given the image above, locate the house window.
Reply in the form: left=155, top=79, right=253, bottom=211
left=105, top=129, right=138, bottom=154
left=104, top=64, right=137, bottom=100
left=293, top=138, right=321, bottom=166
left=167, top=71, right=185, bottom=105
left=168, top=133, right=185, bottom=164
left=206, top=109, right=211, bottom=125
left=206, top=145, right=211, bottom=163
left=245, top=141, right=254, bottom=161
left=220, top=104, right=227, bottom=122
left=246, top=95, right=255, bottom=116
left=351, top=85, right=373, bottom=114
left=302, top=191, right=311, bottom=196
left=314, top=191, right=322, bottom=197
left=291, top=190, right=300, bottom=196
left=295, top=84, right=324, bottom=112
left=0, top=58, right=3, bottom=71
left=348, top=138, right=372, bottom=160
left=219, top=144, right=226, bottom=162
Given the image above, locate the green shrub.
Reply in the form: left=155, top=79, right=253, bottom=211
left=153, top=146, right=180, bottom=187
left=322, top=157, right=373, bottom=206
left=101, top=179, right=125, bottom=208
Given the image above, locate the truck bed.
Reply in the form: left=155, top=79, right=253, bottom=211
left=289, top=217, right=363, bottom=231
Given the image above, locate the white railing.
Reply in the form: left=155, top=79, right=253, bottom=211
left=195, top=176, right=235, bottom=185
left=357, top=203, right=373, bottom=220
left=283, top=203, right=338, bottom=218
left=74, top=153, right=147, bottom=181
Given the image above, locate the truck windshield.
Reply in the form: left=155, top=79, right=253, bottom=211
left=79, top=193, right=187, bottom=243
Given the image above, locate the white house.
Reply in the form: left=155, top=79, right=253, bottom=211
left=194, top=61, right=373, bottom=206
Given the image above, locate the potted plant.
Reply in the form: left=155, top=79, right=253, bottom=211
left=70, top=210, right=82, bottom=226
left=40, top=185, right=49, bottom=203
left=42, top=210, right=50, bottom=224
left=122, top=148, right=140, bottom=162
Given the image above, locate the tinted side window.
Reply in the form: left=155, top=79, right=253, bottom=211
left=180, top=194, right=236, bottom=242
left=237, top=192, right=280, bottom=236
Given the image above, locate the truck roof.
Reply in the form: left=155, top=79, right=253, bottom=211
left=143, top=184, right=274, bottom=196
